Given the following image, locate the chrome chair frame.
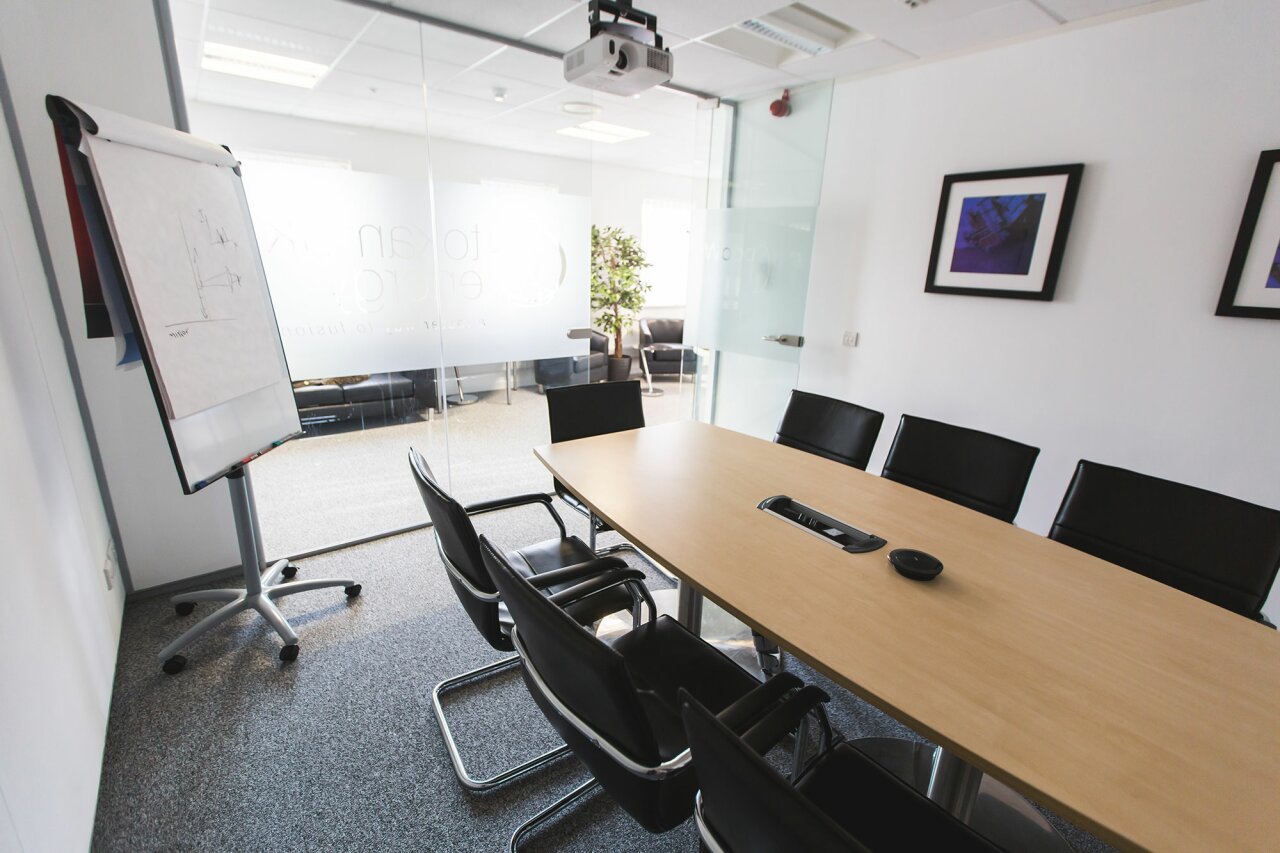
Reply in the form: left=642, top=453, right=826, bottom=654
left=430, top=494, right=647, bottom=792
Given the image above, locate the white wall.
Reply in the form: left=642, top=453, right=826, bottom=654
left=0, top=63, right=124, bottom=853
left=800, top=0, right=1280, bottom=620
left=0, top=0, right=241, bottom=591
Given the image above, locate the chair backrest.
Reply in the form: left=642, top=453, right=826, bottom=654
left=478, top=535, right=660, bottom=765
left=642, top=318, right=684, bottom=345
left=881, top=415, right=1039, bottom=522
left=681, top=695, right=866, bottom=853
left=408, top=448, right=505, bottom=648
left=1050, top=461, right=1280, bottom=619
left=774, top=390, right=884, bottom=471
left=546, top=379, right=645, bottom=444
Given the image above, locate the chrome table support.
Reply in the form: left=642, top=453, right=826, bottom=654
left=432, top=655, right=572, bottom=791
left=676, top=581, right=704, bottom=634
left=854, top=738, right=1074, bottom=852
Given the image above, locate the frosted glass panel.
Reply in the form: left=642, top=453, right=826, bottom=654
left=242, top=165, right=588, bottom=379
left=695, top=206, right=818, bottom=365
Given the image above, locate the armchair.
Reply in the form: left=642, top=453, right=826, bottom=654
left=639, top=318, right=696, bottom=396
left=533, top=330, right=608, bottom=391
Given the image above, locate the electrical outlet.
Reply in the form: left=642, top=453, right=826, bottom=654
left=103, top=538, right=117, bottom=591
left=841, top=331, right=859, bottom=347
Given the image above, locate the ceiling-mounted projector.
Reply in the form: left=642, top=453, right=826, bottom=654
left=564, top=0, right=672, bottom=96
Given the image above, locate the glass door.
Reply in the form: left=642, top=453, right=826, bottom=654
left=689, top=81, right=834, bottom=438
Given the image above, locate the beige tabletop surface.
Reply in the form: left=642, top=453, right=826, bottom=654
left=535, top=419, right=1280, bottom=853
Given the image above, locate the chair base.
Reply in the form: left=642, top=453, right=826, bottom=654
left=854, top=738, right=1074, bottom=853
left=510, top=778, right=602, bottom=851
left=433, top=655, right=573, bottom=792
left=159, top=559, right=357, bottom=669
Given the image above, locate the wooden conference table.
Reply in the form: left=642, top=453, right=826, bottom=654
left=535, top=420, right=1280, bottom=853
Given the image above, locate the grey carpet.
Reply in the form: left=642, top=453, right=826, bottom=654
left=93, top=499, right=1114, bottom=852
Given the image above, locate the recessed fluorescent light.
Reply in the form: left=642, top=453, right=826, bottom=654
left=557, top=126, right=626, bottom=143
left=556, top=120, right=650, bottom=144
left=201, top=42, right=328, bottom=89
left=578, top=120, right=649, bottom=140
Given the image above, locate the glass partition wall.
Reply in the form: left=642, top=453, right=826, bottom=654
left=167, top=0, right=714, bottom=557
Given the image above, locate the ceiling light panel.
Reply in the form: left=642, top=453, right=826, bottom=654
left=391, top=0, right=585, bottom=42
left=189, top=0, right=374, bottom=39
left=556, top=126, right=627, bottom=143
left=202, top=42, right=330, bottom=88
left=577, top=120, right=650, bottom=140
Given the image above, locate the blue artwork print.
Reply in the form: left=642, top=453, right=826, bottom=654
left=1267, top=237, right=1280, bottom=289
left=950, top=193, right=1046, bottom=275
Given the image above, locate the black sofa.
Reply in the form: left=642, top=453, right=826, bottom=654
left=292, top=370, right=436, bottom=430
left=533, top=330, right=609, bottom=390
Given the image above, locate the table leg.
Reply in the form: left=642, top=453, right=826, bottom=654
left=505, top=362, right=512, bottom=405
left=854, top=739, right=1074, bottom=853
left=676, top=582, right=703, bottom=634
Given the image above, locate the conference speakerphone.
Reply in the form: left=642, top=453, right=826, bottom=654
left=757, top=495, right=887, bottom=553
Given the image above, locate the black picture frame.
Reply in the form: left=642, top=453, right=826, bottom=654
left=925, top=163, right=1084, bottom=300
left=1216, top=149, right=1280, bottom=319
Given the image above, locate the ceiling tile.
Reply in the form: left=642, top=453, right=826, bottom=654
left=199, top=0, right=376, bottom=38
left=1034, top=0, right=1164, bottom=21
left=315, top=69, right=424, bottom=107
left=670, top=42, right=805, bottom=98
left=335, top=42, right=462, bottom=86
left=893, top=1, right=1059, bottom=57
left=639, top=0, right=787, bottom=41
left=390, top=0, right=581, bottom=40
left=466, top=47, right=567, bottom=90
left=432, top=66, right=561, bottom=110
left=787, top=38, right=915, bottom=82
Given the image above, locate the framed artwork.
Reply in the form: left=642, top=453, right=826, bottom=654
left=1216, top=149, right=1280, bottom=319
left=925, top=163, right=1084, bottom=300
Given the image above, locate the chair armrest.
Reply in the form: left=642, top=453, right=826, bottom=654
left=465, top=493, right=567, bottom=538
left=525, top=557, right=629, bottom=590
left=716, top=672, right=804, bottom=733
left=737, top=686, right=831, bottom=757
left=1258, top=613, right=1276, bottom=630
left=639, top=318, right=653, bottom=349
left=547, top=568, right=649, bottom=609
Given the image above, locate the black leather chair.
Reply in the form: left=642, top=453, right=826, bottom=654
left=881, top=415, right=1039, bottom=523
left=680, top=684, right=1006, bottom=853
left=534, top=330, right=608, bottom=390
left=545, top=380, right=645, bottom=552
left=408, top=448, right=642, bottom=792
left=1050, top=460, right=1280, bottom=624
left=775, top=390, right=884, bottom=471
left=478, top=534, right=785, bottom=850
left=639, top=318, right=696, bottom=395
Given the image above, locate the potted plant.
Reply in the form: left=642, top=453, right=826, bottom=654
left=591, top=224, right=650, bottom=382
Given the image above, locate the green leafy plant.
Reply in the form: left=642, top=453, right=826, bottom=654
left=591, top=225, right=650, bottom=359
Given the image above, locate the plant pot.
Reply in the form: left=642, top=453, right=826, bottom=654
left=606, top=355, right=632, bottom=382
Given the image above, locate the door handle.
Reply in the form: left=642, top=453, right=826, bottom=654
left=566, top=328, right=594, bottom=339
left=762, top=334, right=805, bottom=347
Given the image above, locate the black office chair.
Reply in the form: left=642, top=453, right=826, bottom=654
left=775, top=390, right=884, bottom=471
left=478, top=534, right=787, bottom=850
left=408, top=448, right=643, bottom=792
left=1050, top=460, right=1280, bottom=624
left=880, top=415, right=1039, bottom=523
left=544, top=380, right=645, bottom=552
left=680, top=686, right=1007, bottom=853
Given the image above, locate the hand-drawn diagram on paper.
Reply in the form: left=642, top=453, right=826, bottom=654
left=84, top=135, right=290, bottom=419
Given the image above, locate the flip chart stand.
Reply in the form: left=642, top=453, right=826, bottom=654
left=159, top=468, right=362, bottom=674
